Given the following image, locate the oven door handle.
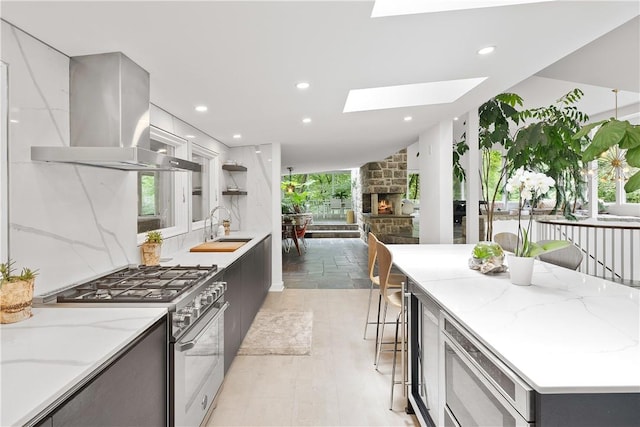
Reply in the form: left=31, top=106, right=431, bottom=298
left=178, top=302, right=229, bottom=352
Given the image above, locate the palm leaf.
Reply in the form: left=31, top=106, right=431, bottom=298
left=624, top=170, right=640, bottom=193
left=572, top=119, right=606, bottom=140
left=620, top=123, right=640, bottom=149
left=626, top=145, right=640, bottom=168
left=582, top=120, right=627, bottom=162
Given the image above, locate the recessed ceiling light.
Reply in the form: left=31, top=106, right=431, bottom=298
left=185, top=134, right=195, bottom=139
left=404, top=116, right=413, bottom=122
left=233, top=134, right=242, bottom=139
left=195, top=105, right=208, bottom=112
left=371, top=0, right=556, bottom=17
left=343, top=77, right=487, bottom=113
left=255, top=146, right=262, bottom=153
left=296, top=82, right=310, bottom=90
left=10, top=119, right=19, bottom=123
left=302, top=117, right=312, bottom=124
left=454, top=117, right=459, bottom=121
left=477, top=46, right=496, bottom=55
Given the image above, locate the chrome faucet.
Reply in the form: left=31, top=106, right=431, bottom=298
left=204, top=205, right=231, bottom=241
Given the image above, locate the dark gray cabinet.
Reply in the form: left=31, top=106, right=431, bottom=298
left=34, top=317, right=168, bottom=427
left=223, top=235, right=272, bottom=373
left=408, top=281, right=441, bottom=426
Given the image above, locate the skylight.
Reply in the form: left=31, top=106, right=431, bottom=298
left=371, top=0, right=557, bottom=18
left=343, top=77, right=487, bottom=113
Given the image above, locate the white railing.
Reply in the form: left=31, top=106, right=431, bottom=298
left=537, top=219, right=640, bottom=286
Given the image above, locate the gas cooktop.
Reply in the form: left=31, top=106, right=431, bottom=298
left=55, top=265, right=218, bottom=303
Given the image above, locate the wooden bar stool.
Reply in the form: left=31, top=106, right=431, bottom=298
left=363, top=233, right=404, bottom=363
left=374, top=240, right=406, bottom=410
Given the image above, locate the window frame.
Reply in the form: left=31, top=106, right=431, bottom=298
left=136, top=126, right=189, bottom=244
left=190, top=143, right=219, bottom=231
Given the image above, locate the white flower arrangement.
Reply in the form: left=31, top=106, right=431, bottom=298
left=506, top=167, right=569, bottom=257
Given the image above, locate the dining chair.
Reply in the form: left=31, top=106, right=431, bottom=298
left=374, top=239, right=405, bottom=410
left=295, top=218, right=310, bottom=251
left=363, top=233, right=404, bottom=355
left=537, top=240, right=583, bottom=270
left=494, top=232, right=519, bottom=253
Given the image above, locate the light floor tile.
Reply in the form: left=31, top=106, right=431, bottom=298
left=206, top=289, right=418, bottom=427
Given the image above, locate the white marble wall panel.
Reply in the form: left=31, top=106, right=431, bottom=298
left=2, top=22, right=137, bottom=295
left=227, top=144, right=273, bottom=232
left=2, top=21, right=281, bottom=294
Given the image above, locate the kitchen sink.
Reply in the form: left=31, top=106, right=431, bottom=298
left=190, top=238, right=252, bottom=253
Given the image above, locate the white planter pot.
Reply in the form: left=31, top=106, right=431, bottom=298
left=508, top=255, right=534, bottom=286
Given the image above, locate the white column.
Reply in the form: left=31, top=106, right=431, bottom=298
left=465, top=110, right=480, bottom=244
left=615, top=175, right=626, bottom=205
left=270, top=142, right=284, bottom=291
left=419, top=121, right=453, bottom=244
left=587, top=160, right=598, bottom=218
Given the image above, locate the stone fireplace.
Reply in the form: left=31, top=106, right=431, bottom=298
left=360, top=149, right=407, bottom=213
left=359, top=149, right=415, bottom=243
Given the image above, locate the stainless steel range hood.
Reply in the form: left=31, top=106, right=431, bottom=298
left=31, top=52, right=200, bottom=172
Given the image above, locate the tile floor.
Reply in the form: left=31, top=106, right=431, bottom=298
left=207, top=238, right=419, bottom=426
left=282, top=237, right=394, bottom=289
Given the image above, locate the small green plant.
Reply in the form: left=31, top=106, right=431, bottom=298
left=145, top=231, right=163, bottom=244
left=472, top=242, right=504, bottom=260
left=0, top=260, right=38, bottom=285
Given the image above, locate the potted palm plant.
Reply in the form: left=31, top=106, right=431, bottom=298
left=0, top=260, right=38, bottom=324
left=141, top=231, right=163, bottom=266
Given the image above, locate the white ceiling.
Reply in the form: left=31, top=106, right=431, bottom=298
left=1, top=1, right=639, bottom=174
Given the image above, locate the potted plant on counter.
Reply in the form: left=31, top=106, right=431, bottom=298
left=505, top=168, right=570, bottom=285
left=0, top=260, right=38, bottom=324
left=141, top=231, right=163, bottom=266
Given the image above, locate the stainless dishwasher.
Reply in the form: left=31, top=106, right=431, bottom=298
left=441, top=314, right=534, bottom=427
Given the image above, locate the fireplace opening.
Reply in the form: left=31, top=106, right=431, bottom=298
left=378, top=198, right=392, bottom=215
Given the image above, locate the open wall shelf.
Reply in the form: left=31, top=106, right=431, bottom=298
left=222, top=164, right=247, bottom=172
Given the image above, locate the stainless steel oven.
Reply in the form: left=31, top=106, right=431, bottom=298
left=441, top=314, right=534, bottom=427
left=173, top=297, right=229, bottom=427
left=36, top=264, right=227, bottom=427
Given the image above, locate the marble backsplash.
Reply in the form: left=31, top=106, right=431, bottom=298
left=3, top=22, right=137, bottom=295
left=2, top=21, right=279, bottom=295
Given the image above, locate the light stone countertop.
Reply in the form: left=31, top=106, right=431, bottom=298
left=0, top=307, right=167, bottom=426
left=2, top=231, right=271, bottom=426
left=389, top=244, right=640, bottom=394
left=162, top=231, right=271, bottom=268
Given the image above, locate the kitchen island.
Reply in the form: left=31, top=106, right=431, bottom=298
left=0, top=307, right=167, bottom=426
left=389, top=244, right=640, bottom=427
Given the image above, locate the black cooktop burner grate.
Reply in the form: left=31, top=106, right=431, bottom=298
left=56, top=265, right=217, bottom=303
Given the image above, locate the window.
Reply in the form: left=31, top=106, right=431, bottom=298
left=597, top=149, right=640, bottom=204
left=137, top=127, right=188, bottom=237
left=191, top=145, right=218, bottom=227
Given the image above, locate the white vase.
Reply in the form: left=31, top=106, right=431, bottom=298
left=508, top=254, right=534, bottom=286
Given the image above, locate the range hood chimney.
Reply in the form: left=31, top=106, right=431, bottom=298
left=31, top=52, right=200, bottom=172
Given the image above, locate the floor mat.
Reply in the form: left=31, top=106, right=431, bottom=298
left=237, top=310, right=313, bottom=356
